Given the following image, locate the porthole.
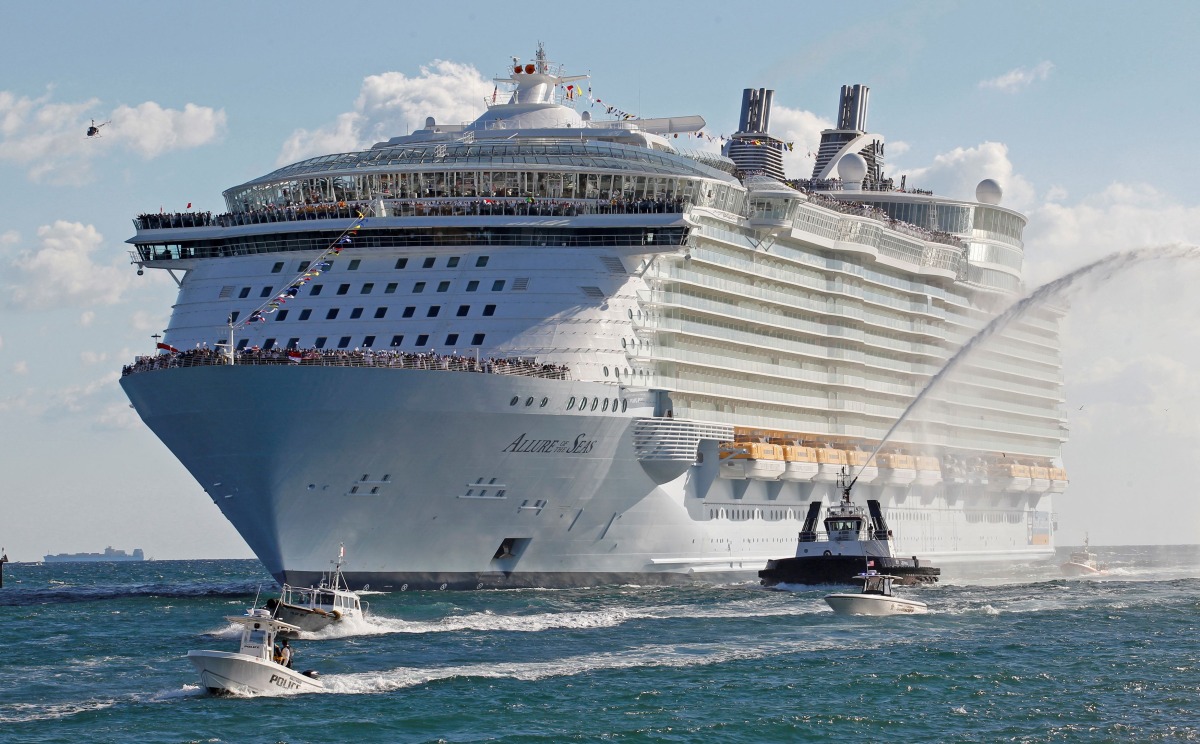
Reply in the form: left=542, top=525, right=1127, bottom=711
left=579, top=397, right=588, bottom=411
left=628, top=309, right=634, bottom=319
left=567, top=396, right=576, bottom=410
left=621, top=399, right=628, bottom=412
left=590, top=398, right=599, bottom=411
left=602, top=399, right=609, bottom=412
left=540, top=397, right=548, bottom=407
left=509, top=396, right=519, bottom=406
left=621, top=338, right=627, bottom=348
left=603, top=366, right=609, bottom=377
left=525, top=396, right=534, bottom=407
left=611, top=398, right=618, bottom=411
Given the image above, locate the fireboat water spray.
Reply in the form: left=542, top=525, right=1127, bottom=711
left=845, top=244, right=1200, bottom=493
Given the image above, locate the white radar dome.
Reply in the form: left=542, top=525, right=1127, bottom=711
left=837, top=153, right=868, bottom=188
left=976, top=179, right=1003, bottom=205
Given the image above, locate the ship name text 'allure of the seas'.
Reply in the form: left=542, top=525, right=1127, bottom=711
left=121, top=45, right=1065, bottom=589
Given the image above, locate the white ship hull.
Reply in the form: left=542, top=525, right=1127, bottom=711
left=824, top=593, right=928, bottom=616
left=122, top=366, right=1055, bottom=589
left=188, top=650, right=323, bottom=695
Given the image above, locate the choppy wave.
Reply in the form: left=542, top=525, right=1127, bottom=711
left=0, top=580, right=264, bottom=607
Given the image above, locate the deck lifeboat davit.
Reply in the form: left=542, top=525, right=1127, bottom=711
left=812, top=445, right=847, bottom=483
left=1048, top=467, right=1069, bottom=493
left=778, top=443, right=818, bottom=482
left=718, top=441, right=785, bottom=480
left=1028, top=465, right=1052, bottom=493
left=876, top=453, right=917, bottom=486
left=914, top=455, right=943, bottom=486
left=844, top=449, right=878, bottom=485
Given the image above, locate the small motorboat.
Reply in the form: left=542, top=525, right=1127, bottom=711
left=824, top=571, right=928, bottom=616
left=1060, top=533, right=1108, bottom=577
left=188, top=609, right=324, bottom=695
left=265, top=544, right=365, bottom=635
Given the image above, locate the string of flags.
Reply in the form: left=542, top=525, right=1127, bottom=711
left=565, top=84, right=799, bottom=153
left=230, top=212, right=368, bottom=333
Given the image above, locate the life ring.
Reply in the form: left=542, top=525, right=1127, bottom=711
left=823, top=550, right=832, bottom=556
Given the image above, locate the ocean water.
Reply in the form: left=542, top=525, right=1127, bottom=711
left=2, top=546, right=1199, bottom=743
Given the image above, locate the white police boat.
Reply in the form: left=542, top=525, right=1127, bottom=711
left=188, top=609, right=324, bottom=695
left=824, top=571, right=929, bottom=616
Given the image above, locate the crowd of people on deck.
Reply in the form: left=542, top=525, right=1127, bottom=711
left=122, top=346, right=570, bottom=379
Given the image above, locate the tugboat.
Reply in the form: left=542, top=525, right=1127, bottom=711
left=188, top=609, right=323, bottom=695
left=759, top=471, right=940, bottom=587
left=1060, top=534, right=1108, bottom=577
left=825, top=571, right=929, bottom=616
left=265, top=545, right=365, bottom=636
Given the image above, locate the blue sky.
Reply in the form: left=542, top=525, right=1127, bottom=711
left=2, top=1, right=1198, bottom=560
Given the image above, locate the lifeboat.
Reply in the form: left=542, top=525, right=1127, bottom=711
left=812, top=446, right=847, bottom=483
left=779, top=444, right=818, bottom=482
left=844, top=449, right=878, bottom=484
left=1048, top=467, right=1068, bottom=493
left=914, top=456, right=942, bottom=486
left=718, top=441, right=785, bottom=480
left=1028, top=465, right=1051, bottom=493
left=876, top=453, right=916, bottom=486
left=988, top=462, right=1031, bottom=492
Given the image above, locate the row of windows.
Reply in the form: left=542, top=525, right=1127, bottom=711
left=236, top=332, right=486, bottom=351
left=508, top=395, right=630, bottom=414
left=230, top=304, right=497, bottom=323
left=271, top=255, right=490, bottom=273
left=232, top=278, right=507, bottom=300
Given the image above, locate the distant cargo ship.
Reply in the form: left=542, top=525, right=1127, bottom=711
left=43, top=547, right=146, bottom=563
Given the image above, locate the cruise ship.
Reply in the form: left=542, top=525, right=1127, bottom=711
left=120, top=46, right=1065, bottom=590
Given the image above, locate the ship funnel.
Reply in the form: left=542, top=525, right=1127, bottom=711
left=837, top=84, right=870, bottom=132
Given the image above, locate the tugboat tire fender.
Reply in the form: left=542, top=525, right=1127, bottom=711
left=823, top=550, right=832, bottom=556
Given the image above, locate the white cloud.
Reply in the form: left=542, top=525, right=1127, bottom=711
left=0, top=89, right=225, bottom=184
left=80, top=310, right=95, bottom=327
left=80, top=350, right=109, bottom=365
left=5, top=221, right=134, bottom=310
left=979, top=61, right=1054, bottom=93
left=277, top=60, right=494, bottom=165
left=130, top=309, right=168, bottom=333
left=108, top=102, right=227, bottom=159
left=896, top=141, right=1037, bottom=210
left=12, top=360, right=28, bottom=375
left=767, top=105, right=834, bottom=180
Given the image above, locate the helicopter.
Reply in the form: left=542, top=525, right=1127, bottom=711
left=86, top=119, right=111, bottom=138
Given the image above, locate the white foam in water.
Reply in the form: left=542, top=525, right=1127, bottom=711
left=0, top=698, right=120, bottom=724
left=319, top=635, right=888, bottom=695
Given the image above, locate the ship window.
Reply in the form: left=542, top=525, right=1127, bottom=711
left=370, top=487, right=380, bottom=494
left=395, top=258, right=408, bottom=269
left=579, top=397, right=588, bottom=411
left=299, top=309, right=312, bottom=321
left=414, top=281, right=426, bottom=293
left=492, top=280, right=506, bottom=291
left=261, top=286, right=273, bottom=298
left=621, top=399, right=627, bottom=412
left=466, top=280, right=479, bottom=292
left=349, top=259, right=361, bottom=270
left=350, top=308, right=364, bottom=319
left=363, top=335, right=375, bottom=347
left=337, top=336, right=351, bottom=349
left=337, top=284, right=350, bottom=295
left=385, top=282, right=398, bottom=294
left=590, top=398, right=599, bottom=411
left=457, top=305, right=470, bottom=317
left=427, top=306, right=440, bottom=317
left=361, top=283, right=374, bottom=294
left=299, top=261, right=310, bottom=271
left=374, top=307, right=387, bottom=319
left=483, top=304, right=496, bottom=316
left=326, top=308, right=339, bottom=320
left=415, top=334, right=428, bottom=346
left=471, top=333, right=485, bottom=345
left=350, top=486, right=359, bottom=494
left=423, top=257, right=435, bottom=268
left=402, top=306, right=415, bottom=318
left=287, top=338, right=299, bottom=349
left=437, top=281, right=450, bottom=292
left=603, top=366, right=609, bottom=377
left=382, top=474, right=390, bottom=481
left=237, top=338, right=249, bottom=350
left=275, top=310, right=288, bottom=321
left=310, top=284, right=323, bottom=296
left=263, top=338, right=276, bottom=350
left=445, top=333, right=458, bottom=345
left=315, top=337, right=327, bottom=349
left=238, top=287, right=251, bottom=299
left=612, top=398, right=618, bottom=411
left=602, top=399, right=609, bottom=412
left=525, top=397, right=534, bottom=407
left=476, top=256, right=489, bottom=267
left=272, top=262, right=284, bottom=273
left=567, top=397, right=576, bottom=410
left=510, top=396, right=519, bottom=406
left=390, top=335, right=404, bottom=347
left=447, top=256, right=460, bottom=267
left=229, top=311, right=240, bottom=322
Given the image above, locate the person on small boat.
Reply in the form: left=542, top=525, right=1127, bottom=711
left=274, top=638, right=292, bottom=668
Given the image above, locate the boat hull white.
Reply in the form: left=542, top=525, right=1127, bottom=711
left=187, top=650, right=323, bottom=695
left=1060, top=562, right=1107, bottom=577
left=824, top=593, right=928, bottom=616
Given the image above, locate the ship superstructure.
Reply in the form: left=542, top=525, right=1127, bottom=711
left=120, top=47, right=1064, bottom=589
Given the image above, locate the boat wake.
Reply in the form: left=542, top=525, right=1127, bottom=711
left=0, top=580, right=264, bottom=607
